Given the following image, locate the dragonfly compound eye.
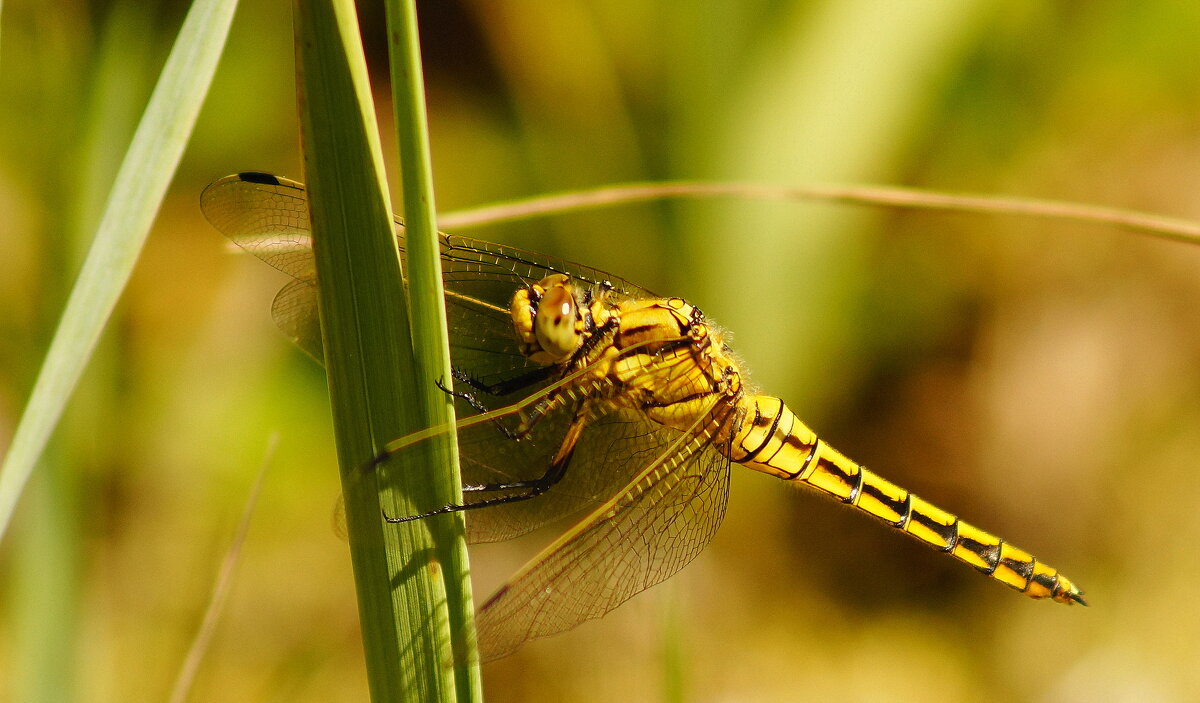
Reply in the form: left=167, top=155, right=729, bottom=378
left=534, top=284, right=580, bottom=362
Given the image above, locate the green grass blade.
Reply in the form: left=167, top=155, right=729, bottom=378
left=293, top=0, right=468, bottom=699
left=383, top=0, right=479, bottom=693
left=10, top=457, right=78, bottom=703
left=0, top=0, right=239, bottom=542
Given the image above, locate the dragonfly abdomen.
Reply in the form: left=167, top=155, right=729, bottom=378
left=731, top=394, right=1087, bottom=606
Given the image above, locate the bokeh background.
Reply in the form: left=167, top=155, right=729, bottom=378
left=3, top=0, right=1200, bottom=701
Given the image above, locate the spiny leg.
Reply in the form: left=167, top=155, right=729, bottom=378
left=436, top=366, right=560, bottom=440
left=451, top=365, right=555, bottom=399
left=383, top=405, right=588, bottom=523
left=436, top=376, right=507, bottom=421
left=371, top=373, right=572, bottom=475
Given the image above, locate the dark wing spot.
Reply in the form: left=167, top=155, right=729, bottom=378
left=237, top=171, right=281, bottom=185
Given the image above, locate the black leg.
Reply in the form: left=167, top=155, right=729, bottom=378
left=437, top=365, right=570, bottom=442
left=451, top=365, right=555, bottom=398
left=382, top=442, right=577, bottom=523
left=383, top=404, right=587, bottom=524
left=435, top=376, right=495, bottom=416
left=433, top=376, right=532, bottom=441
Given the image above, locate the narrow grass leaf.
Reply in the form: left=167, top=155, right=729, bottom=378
left=0, top=0, right=239, bottom=541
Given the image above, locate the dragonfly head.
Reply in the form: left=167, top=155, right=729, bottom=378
left=511, top=274, right=587, bottom=365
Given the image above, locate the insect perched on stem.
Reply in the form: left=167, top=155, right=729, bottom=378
left=204, top=171, right=1085, bottom=662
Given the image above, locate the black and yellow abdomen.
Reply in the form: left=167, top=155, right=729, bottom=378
left=730, top=394, right=1087, bottom=605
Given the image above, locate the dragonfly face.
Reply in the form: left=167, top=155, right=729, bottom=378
left=512, top=274, right=601, bottom=365
left=203, top=172, right=1086, bottom=663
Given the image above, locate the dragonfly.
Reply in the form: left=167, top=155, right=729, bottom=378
left=202, top=172, right=1086, bottom=661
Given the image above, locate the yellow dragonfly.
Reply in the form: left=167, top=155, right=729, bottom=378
left=202, top=172, right=1086, bottom=662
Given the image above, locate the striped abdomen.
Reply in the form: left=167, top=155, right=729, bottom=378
left=729, top=395, right=1086, bottom=605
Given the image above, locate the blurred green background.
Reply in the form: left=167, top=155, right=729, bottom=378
left=3, top=0, right=1200, bottom=701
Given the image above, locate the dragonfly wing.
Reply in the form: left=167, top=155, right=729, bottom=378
left=202, top=172, right=655, bottom=296
left=263, top=269, right=523, bottom=370
left=203, top=172, right=657, bottom=384
left=271, top=278, right=324, bottom=362
left=201, top=173, right=318, bottom=282
left=474, top=407, right=734, bottom=661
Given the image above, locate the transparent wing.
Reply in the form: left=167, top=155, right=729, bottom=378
left=474, top=403, right=735, bottom=662
left=271, top=278, right=324, bottom=360
left=201, top=171, right=655, bottom=376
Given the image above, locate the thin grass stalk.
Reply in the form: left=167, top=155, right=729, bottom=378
left=383, top=0, right=479, bottom=693
left=437, top=181, right=1200, bottom=246
left=168, top=436, right=276, bottom=703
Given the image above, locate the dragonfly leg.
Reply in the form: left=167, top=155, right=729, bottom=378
left=438, top=367, right=563, bottom=440
left=382, top=435, right=579, bottom=522
left=451, top=365, right=555, bottom=398
left=433, top=376, right=536, bottom=442
left=435, top=376, right=496, bottom=416
left=438, top=367, right=571, bottom=442
left=496, top=387, right=574, bottom=442
left=383, top=462, right=573, bottom=523
left=383, top=404, right=587, bottom=524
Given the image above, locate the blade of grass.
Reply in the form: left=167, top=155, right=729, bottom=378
left=10, top=453, right=78, bottom=703
left=0, top=0, right=239, bottom=542
left=293, top=0, right=468, bottom=700
left=383, top=0, right=479, bottom=692
left=168, top=434, right=276, bottom=703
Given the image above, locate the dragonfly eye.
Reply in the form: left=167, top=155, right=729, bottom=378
left=534, top=284, right=580, bottom=362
